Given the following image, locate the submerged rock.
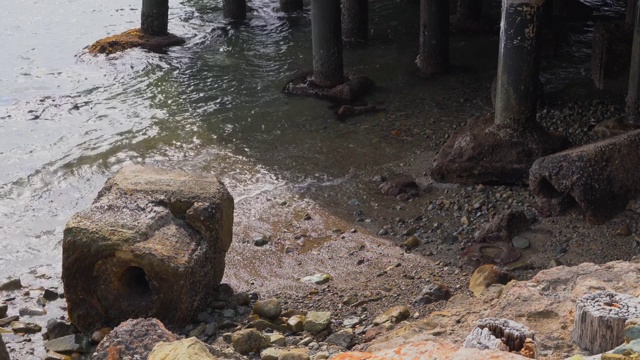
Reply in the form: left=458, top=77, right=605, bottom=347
left=62, top=165, right=234, bottom=332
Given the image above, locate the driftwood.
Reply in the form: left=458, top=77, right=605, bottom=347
left=572, top=291, right=640, bottom=354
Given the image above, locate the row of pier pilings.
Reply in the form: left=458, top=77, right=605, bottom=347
left=135, top=0, right=640, bottom=184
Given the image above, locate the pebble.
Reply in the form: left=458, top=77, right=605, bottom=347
left=303, top=312, right=331, bottom=333
left=372, top=306, right=410, bottom=325
left=325, top=328, right=355, bottom=348
left=413, top=282, right=451, bottom=305
left=287, top=315, right=306, bottom=333
left=279, top=348, right=310, bottom=360
left=254, top=236, right=271, bottom=247
left=298, top=336, right=314, bottom=346
left=403, top=236, right=420, bottom=249
left=11, top=320, right=42, bottom=334
left=222, top=308, right=236, bottom=318
left=301, top=273, right=333, bottom=285
left=91, top=327, right=111, bottom=344
left=378, top=229, right=389, bottom=236
left=348, top=199, right=359, bottom=206
left=188, top=323, right=206, bottom=337
left=205, top=323, right=217, bottom=336
left=45, top=334, right=91, bottom=354
left=43, top=289, right=59, bottom=301
left=270, top=333, right=286, bottom=347
left=253, top=298, right=282, bottom=320
left=261, top=347, right=283, bottom=360
left=342, top=317, right=361, bottom=328
left=19, top=306, right=47, bottom=317
left=512, top=235, right=530, bottom=249
left=231, top=329, right=270, bottom=355
left=46, top=318, right=75, bottom=340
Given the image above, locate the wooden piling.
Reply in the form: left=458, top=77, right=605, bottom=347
left=494, top=0, right=544, bottom=129
left=342, top=0, right=369, bottom=43
left=141, top=0, right=169, bottom=36
left=417, top=0, right=449, bottom=76
left=627, top=0, right=640, bottom=123
left=280, top=0, right=304, bottom=13
left=311, top=0, right=344, bottom=87
left=223, top=0, right=247, bottom=20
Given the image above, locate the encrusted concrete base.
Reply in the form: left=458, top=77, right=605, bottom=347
left=530, top=129, right=640, bottom=224
left=88, top=28, right=185, bottom=55
left=431, top=114, right=568, bottom=185
left=283, top=72, right=374, bottom=103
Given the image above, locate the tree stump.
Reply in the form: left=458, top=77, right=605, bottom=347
left=572, top=291, right=640, bottom=354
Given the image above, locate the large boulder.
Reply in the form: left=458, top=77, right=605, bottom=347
left=0, top=334, right=9, bottom=360
left=530, top=129, right=640, bottom=223
left=93, top=318, right=177, bottom=360
left=63, top=166, right=234, bottom=332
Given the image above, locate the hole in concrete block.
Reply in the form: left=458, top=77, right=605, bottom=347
left=118, top=266, right=152, bottom=299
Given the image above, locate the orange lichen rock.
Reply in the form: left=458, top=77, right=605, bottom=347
left=88, top=28, right=185, bottom=55
left=519, top=338, right=536, bottom=359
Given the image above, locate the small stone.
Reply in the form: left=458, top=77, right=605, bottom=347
left=300, top=273, right=332, bottom=285
left=253, top=298, right=282, bottom=320
left=222, top=332, right=233, bottom=343
left=342, top=317, right=361, bottom=328
left=189, top=323, right=206, bottom=337
left=11, top=321, right=42, bottom=334
left=279, top=348, right=310, bottom=360
left=197, top=311, right=216, bottom=323
left=222, top=308, right=235, bottom=318
left=512, top=235, right=530, bottom=249
left=43, top=289, right=59, bottom=301
left=44, top=351, right=72, bottom=360
left=325, top=328, right=354, bottom=348
left=46, top=319, right=75, bottom=340
left=45, top=334, right=90, bottom=353
left=0, top=279, right=21, bottom=291
left=232, top=328, right=270, bottom=355
left=403, top=236, right=420, bottom=249
left=442, top=235, right=459, bottom=245
left=270, top=333, right=286, bottom=347
left=205, top=323, right=217, bottom=336
left=348, top=199, right=359, bottom=206
left=261, top=347, right=284, bottom=360
left=36, top=297, right=48, bottom=307
left=413, top=282, right=451, bottom=305
left=617, top=223, right=632, bottom=237
left=19, top=306, right=47, bottom=317
left=0, top=304, right=6, bottom=318
left=91, top=327, right=111, bottom=344
left=372, top=306, right=410, bottom=325
left=287, top=315, right=306, bottom=333
left=469, top=264, right=512, bottom=297
left=378, top=229, right=389, bottom=236
left=548, top=258, right=564, bottom=268
left=248, top=319, right=280, bottom=331
left=254, top=236, right=271, bottom=247
left=303, top=213, right=312, bottom=221
left=461, top=216, right=470, bottom=226
left=297, top=337, right=314, bottom=346
left=0, top=316, right=18, bottom=327
left=313, top=352, right=329, bottom=360
left=303, top=312, right=331, bottom=333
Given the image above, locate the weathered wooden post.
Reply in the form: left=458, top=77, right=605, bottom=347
left=311, top=0, right=344, bottom=87
left=628, top=0, right=637, bottom=25
left=417, top=0, right=449, bottom=76
left=572, top=292, right=640, bottom=354
left=223, top=0, right=247, bottom=20
left=495, top=0, right=543, bottom=130
left=627, top=0, right=640, bottom=123
left=342, top=0, right=368, bottom=43
left=456, top=0, right=482, bottom=24
left=141, top=0, right=169, bottom=36
left=280, top=0, right=304, bottom=12
left=431, top=0, right=566, bottom=185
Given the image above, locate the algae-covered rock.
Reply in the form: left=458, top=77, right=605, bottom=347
left=62, top=166, right=234, bottom=332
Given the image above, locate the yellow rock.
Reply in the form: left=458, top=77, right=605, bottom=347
left=149, top=337, right=216, bottom=360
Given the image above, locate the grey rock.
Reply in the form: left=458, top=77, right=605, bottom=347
left=413, top=282, right=451, bottom=305
left=45, top=334, right=91, bottom=354
left=43, top=289, right=59, bottom=301
left=253, top=298, right=282, bottom=320
left=512, top=235, right=530, bottom=249
left=303, top=312, right=331, bottom=333
left=46, top=318, right=75, bottom=340
left=205, top=323, right=217, bottom=336
left=325, top=328, right=354, bottom=348
left=19, top=307, right=47, bottom=317
left=342, top=317, right=361, bottom=328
